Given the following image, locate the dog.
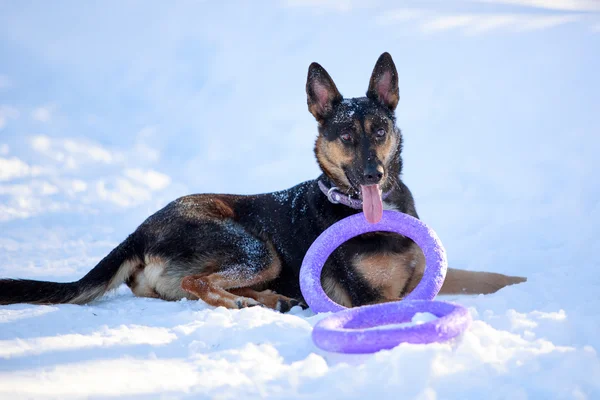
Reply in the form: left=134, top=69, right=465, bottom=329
left=0, top=53, right=526, bottom=311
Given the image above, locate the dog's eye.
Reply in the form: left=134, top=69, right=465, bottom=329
left=376, top=128, right=386, bottom=138
left=340, top=132, right=352, bottom=142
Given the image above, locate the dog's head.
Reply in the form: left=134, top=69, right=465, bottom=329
left=307, top=52, right=402, bottom=223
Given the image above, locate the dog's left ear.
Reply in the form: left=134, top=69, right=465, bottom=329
left=367, top=52, right=399, bottom=111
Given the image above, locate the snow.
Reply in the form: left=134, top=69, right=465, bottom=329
left=1, top=1, right=600, bottom=399
left=2, top=295, right=598, bottom=399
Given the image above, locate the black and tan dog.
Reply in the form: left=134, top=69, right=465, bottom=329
left=0, top=53, right=525, bottom=311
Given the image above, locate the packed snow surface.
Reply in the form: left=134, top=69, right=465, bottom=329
left=1, top=1, right=600, bottom=398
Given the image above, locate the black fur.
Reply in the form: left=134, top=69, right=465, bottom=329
left=232, top=177, right=419, bottom=305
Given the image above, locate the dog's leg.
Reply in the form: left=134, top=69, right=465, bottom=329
left=405, top=266, right=526, bottom=296
left=229, top=288, right=306, bottom=312
left=181, top=272, right=263, bottom=309
left=438, top=268, right=527, bottom=295
left=399, top=247, right=526, bottom=296
left=181, top=248, right=282, bottom=310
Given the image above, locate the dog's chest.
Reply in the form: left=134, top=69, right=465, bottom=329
left=351, top=244, right=422, bottom=300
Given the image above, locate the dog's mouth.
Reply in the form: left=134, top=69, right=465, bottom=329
left=360, top=184, right=383, bottom=224
left=342, top=171, right=385, bottom=224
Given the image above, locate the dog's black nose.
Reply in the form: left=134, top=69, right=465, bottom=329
left=363, top=166, right=384, bottom=185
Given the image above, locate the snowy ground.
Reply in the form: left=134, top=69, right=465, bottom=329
left=1, top=1, right=600, bottom=399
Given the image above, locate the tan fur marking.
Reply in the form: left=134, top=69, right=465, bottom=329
left=180, top=242, right=283, bottom=309
left=128, top=269, right=160, bottom=298
left=211, top=198, right=235, bottom=219
left=439, top=269, right=527, bottom=295
left=70, top=287, right=105, bottom=305
left=321, top=275, right=352, bottom=307
left=144, top=255, right=165, bottom=268
left=365, top=118, right=397, bottom=167
left=107, top=257, right=141, bottom=290
left=354, top=246, right=423, bottom=300
left=315, top=136, right=353, bottom=189
left=143, top=255, right=195, bottom=300
left=181, top=274, right=260, bottom=309
left=69, top=257, right=142, bottom=304
left=361, top=116, right=398, bottom=173
left=381, top=129, right=398, bottom=167
left=175, top=194, right=237, bottom=220
left=403, top=256, right=527, bottom=296
left=364, top=118, right=373, bottom=135
left=229, top=288, right=299, bottom=311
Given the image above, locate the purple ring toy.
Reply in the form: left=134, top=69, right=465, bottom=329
left=299, top=210, right=472, bottom=353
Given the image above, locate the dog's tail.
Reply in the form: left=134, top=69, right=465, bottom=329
left=0, top=235, right=141, bottom=305
left=438, top=268, right=527, bottom=295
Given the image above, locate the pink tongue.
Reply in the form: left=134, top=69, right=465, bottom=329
left=361, top=184, right=383, bottom=224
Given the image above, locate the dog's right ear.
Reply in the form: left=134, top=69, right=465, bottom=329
left=306, top=62, right=342, bottom=123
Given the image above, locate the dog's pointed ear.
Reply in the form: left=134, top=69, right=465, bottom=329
left=366, top=52, right=399, bottom=111
left=306, top=62, right=343, bottom=123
